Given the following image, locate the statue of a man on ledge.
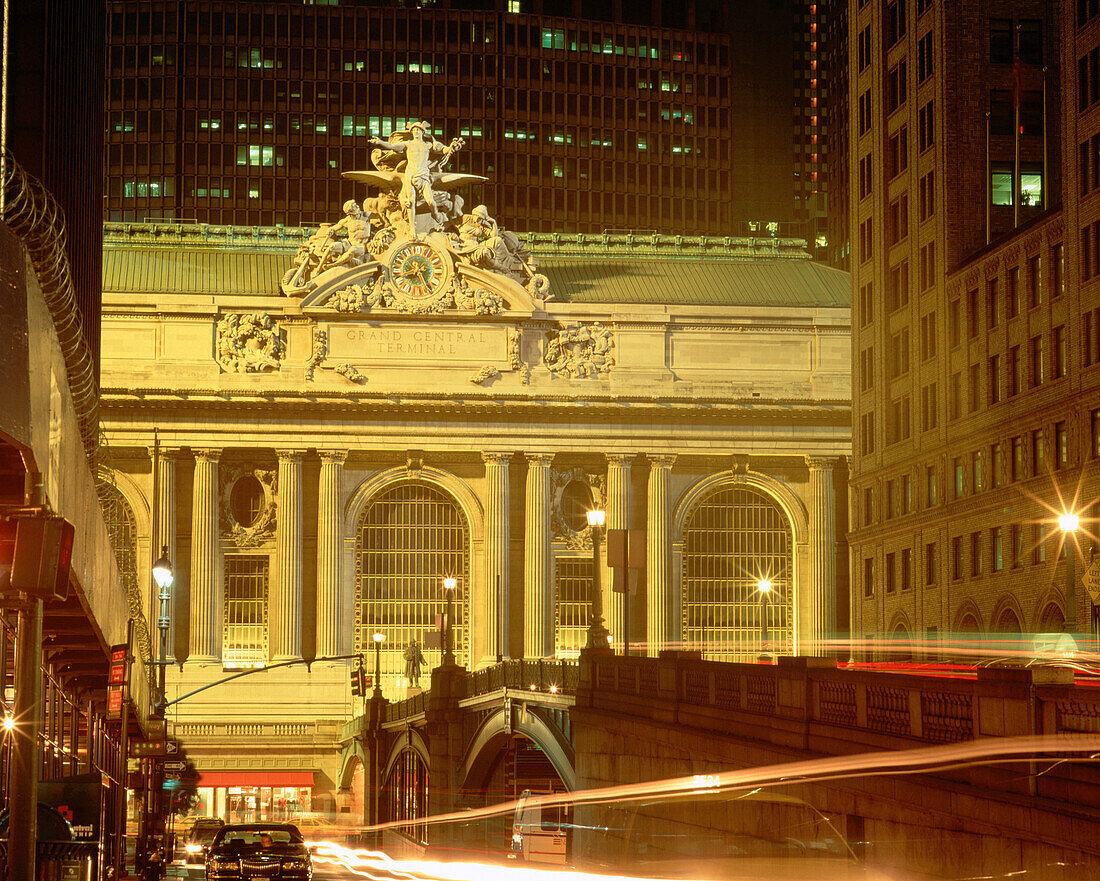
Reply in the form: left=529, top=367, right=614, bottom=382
left=404, top=639, right=427, bottom=688
left=368, top=121, right=464, bottom=228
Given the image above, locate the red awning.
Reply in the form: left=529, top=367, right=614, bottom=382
left=195, top=772, right=315, bottom=787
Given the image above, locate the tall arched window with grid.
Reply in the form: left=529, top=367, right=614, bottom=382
left=355, top=483, right=470, bottom=690
left=681, top=485, right=793, bottom=661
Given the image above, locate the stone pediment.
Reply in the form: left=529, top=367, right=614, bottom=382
left=298, top=232, right=542, bottom=318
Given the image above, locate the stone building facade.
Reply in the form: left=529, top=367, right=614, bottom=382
left=98, top=187, right=849, bottom=815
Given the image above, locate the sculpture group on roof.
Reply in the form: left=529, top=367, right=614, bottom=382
left=280, top=119, right=549, bottom=301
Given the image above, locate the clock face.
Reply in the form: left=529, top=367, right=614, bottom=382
left=388, top=242, right=447, bottom=298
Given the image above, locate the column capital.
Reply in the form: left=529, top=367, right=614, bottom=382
left=525, top=452, right=554, bottom=467
left=318, top=449, right=349, bottom=465
left=482, top=451, right=513, bottom=466
left=147, top=446, right=182, bottom=460
left=606, top=453, right=635, bottom=467
left=647, top=453, right=677, bottom=469
left=805, top=455, right=840, bottom=470
left=192, top=448, right=221, bottom=463
left=276, top=449, right=307, bottom=463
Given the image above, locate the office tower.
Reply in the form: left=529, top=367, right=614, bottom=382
left=844, top=0, right=1100, bottom=645
left=105, top=0, right=822, bottom=245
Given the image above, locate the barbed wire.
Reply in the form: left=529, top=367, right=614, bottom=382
left=1, top=149, right=99, bottom=463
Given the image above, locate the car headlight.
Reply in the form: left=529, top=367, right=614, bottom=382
left=281, top=860, right=308, bottom=870
left=186, top=844, right=203, bottom=853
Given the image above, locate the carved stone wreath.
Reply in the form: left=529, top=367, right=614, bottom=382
left=219, top=466, right=278, bottom=548
left=550, top=467, right=607, bottom=550
left=325, top=270, right=504, bottom=317
left=215, top=312, right=286, bottom=373
left=544, top=322, right=615, bottom=379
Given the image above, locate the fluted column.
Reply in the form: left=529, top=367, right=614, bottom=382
left=155, top=448, right=178, bottom=661
left=273, top=450, right=305, bottom=662
left=524, top=454, right=554, bottom=658
left=806, top=456, right=838, bottom=655
left=316, top=450, right=348, bottom=658
left=646, top=455, right=676, bottom=656
left=605, top=455, right=632, bottom=652
left=483, top=452, right=511, bottom=662
left=189, top=449, right=221, bottom=662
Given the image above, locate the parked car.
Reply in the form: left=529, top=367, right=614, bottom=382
left=184, top=818, right=225, bottom=866
left=204, top=824, right=312, bottom=881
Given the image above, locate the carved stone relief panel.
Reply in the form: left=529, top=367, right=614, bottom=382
left=216, top=312, right=286, bottom=373
left=544, top=322, right=615, bottom=378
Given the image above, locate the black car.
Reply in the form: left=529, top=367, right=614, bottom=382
left=204, top=824, right=312, bottom=881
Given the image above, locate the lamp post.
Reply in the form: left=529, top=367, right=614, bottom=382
left=1060, top=512, right=1080, bottom=631
left=152, top=547, right=174, bottom=710
left=372, top=632, right=384, bottom=697
left=442, top=577, right=457, bottom=666
left=757, top=579, right=772, bottom=650
left=584, top=510, right=612, bottom=653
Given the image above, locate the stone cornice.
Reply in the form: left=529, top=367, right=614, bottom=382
left=103, top=223, right=815, bottom=263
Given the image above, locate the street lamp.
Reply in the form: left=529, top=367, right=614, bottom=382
left=152, top=546, right=174, bottom=711
left=442, top=577, right=457, bottom=666
left=584, top=510, right=612, bottom=654
left=757, top=579, right=772, bottom=650
left=372, top=633, right=384, bottom=697
left=1060, top=513, right=1080, bottom=631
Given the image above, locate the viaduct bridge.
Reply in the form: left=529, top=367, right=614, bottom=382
left=338, top=654, right=1100, bottom=879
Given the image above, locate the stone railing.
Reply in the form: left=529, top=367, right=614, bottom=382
left=582, top=655, right=1093, bottom=748
left=466, top=659, right=579, bottom=698
left=383, top=689, right=429, bottom=724
left=173, top=720, right=333, bottom=740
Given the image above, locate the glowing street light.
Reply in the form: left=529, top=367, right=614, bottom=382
left=1060, top=512, right=1081, bottom=632
left=442, top=577, right=457, bottom=666
left=758, top=579, right=773, bottom=651
left=584, top=510, right=611, bottom=654
left=372, top=632, right=384, bottom=697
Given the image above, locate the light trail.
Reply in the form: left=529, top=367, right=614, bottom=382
left=310, top=733, right=1100, bottom=841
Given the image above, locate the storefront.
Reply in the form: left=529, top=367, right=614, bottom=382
left=191, top=773, right=314, bottom=822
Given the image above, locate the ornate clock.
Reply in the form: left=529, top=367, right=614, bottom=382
left=387, top=241, right=448, bottom=299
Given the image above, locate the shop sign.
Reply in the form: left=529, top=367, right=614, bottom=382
left=39, top=774, right=102, bottom=841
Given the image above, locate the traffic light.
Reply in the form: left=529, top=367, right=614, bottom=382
left=350, top=665, right=370, bottom=696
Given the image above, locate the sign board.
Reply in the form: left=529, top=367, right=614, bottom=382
left=106, top=687, right=124, bottom=721
left=163, top=760, right=187, bottom=772
left=108, top=644, right=128, bottom=685
left=166, top=741, right=179, bottom=756
left=1084, top=559, right=1100, bottom=605
left=39, top=774, right=102, bottom=841
left=424, top=631, right=442, bottom=650
left=130, top=740, right=166, bottom=758
left=607, top=529, right=645, bottom=594
left=147, top=718, right=166, bottom=741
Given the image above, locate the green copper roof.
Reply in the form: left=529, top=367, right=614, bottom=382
left=102, top=224, right=849, bottom=308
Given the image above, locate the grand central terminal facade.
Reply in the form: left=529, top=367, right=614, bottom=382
left=98, top=127, right=851, bottom=817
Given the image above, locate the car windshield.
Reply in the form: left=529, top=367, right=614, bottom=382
left=214, top=829, right=298, bottom=846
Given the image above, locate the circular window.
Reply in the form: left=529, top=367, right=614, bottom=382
left=560, top=480, right=593, bottom=533
left=230, top=475, right=265, bottom=527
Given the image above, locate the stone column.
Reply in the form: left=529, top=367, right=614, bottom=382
left=273, top=450, right=305, bottom=662
left=524, top=454, right=553, bottom=658
left=483, top=453, right=511, bottom=662
left=646, top=455, right=676, bottom=656
left=189, top=449, right=221, bottom=663
left=605, top=455, right=632, bottom=652
left=154, top=448, right=178, bottom=661
left=316, top=450, right=348, bottom=659
left=806, top=456, right=838, bottom=655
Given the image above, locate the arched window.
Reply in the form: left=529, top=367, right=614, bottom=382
left=994, top=607, right=1022, bottom=633
left=1038, top=602, right=1065, bottom=632
left=97, top=480, right=153, bottom=667
left=681, top=485, right=792, bottom=661
left=356, top=483, right=470, bottom=683
left=385, top=748, right=429, bottom=844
